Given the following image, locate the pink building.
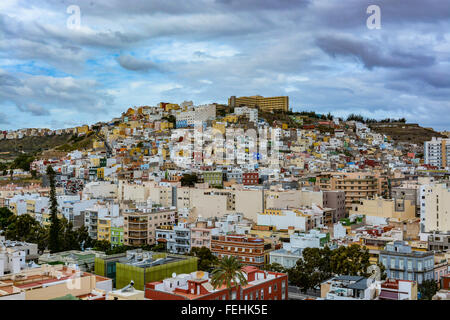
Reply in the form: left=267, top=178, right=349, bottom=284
left=434, top=261, right=449, bottom=283
left=190, top=220, right=219, bottom=249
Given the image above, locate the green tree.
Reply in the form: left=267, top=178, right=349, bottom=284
left=180, top=173, right=198, bottom=187
left=418, top=279, right=438, bottom=300
left=105, top=245, right=130, bottom=255
left=162, top=115, right=176, bottom=126
left=59, top=218, right=80, bottom=251
left=189, top=247, right=219, bottom=272
left=211, top=256, right=248, bottom=299
left=287, top=245, right=372, bottom=292
left=12, top=153, right=35, bottom=172
left=264, top=263, right=285, bottom=273
left=289, top=247, right=332, bottom=292
left=151, top=242, right=167, bottom=252
left=0, top=207, right=13, bottom=230
left=93, top=239, right=112, bottom=252
left=47, top=165, right=61, bottom=253
left=75, top=226, right=95, bottom=250
left=4, top=214, right=47, bottom=251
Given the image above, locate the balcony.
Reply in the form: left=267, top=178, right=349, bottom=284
left=128, top=226, right=147, bottom=231
left=128, top=231, right=147, bottom=239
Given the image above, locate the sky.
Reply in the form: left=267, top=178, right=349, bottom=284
left=1, top=0, right=449, bottom=131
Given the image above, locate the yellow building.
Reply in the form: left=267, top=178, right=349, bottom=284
left=229, top=95, right=289, bottom=113
left=90, top=158, right=101, bottom=167
left=163, top=103, right=180, bottom=112
left=223, top=115, right=238, bottom=123
left=26, top=200, right=36, bottom=215
left=160, top=121, right=174, bottom=130
left=350, top=197, right=416, bottom=222
left=97, top=168, right=105, bottom=180
left=93, top=140, right=104, bottom=149
left=76, top=125, right=89, bottom=135
left=212, top=121, right=226, bottom=134
left=125, top=107, right=135, bottom=116
left=9, top=202, right=18, bottom=215
left=97, top=218, right=111, bottom=241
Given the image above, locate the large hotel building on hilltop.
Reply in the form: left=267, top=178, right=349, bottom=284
left=228, top=95, right=289, bottom=113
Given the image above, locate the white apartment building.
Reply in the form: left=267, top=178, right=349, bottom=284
left=156, top=222, right=191, bottom=254
left=257, top=205, right=328, bottom=232
left=420, top=182, right=450, bottom=233
left=0, top=247, right=24, bottom=276
left=424, top=137, right=450, bottom=168
left=175, top=104, right=216, bottom=127
left=234, top=106, right=258, bottom=123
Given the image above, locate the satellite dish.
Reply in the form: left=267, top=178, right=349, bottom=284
left=172, top=273, right=177, bottom=278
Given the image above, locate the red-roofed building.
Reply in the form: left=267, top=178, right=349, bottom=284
left=378, top=278, right=418, bottom=300
left=145, top=267, right=288, bottom=300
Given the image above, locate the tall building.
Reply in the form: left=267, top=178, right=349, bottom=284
left=190, top=219, right=219, bottom=249
left=424, top=137, right=450, bottom=168
left=229, top=95, right=289, bottom=113
left=155, top=222, right=191, bottom=254
left=315, top=172, right=390, bottom=213
left=123, top=206, right=176, bottom=246
left=420, top=183, right=450, bottom=233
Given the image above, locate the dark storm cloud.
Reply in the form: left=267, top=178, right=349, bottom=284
left=116, top=55, right=162, bottom=72
left=393, top=69, right=450, bottom=89
left=215, top=0, right=311, bottom=10
left=16, top=103, right=50, bottom=116
left=312, top=0, right=450, bottom=29
left=315, top=35, right=436, bottom=70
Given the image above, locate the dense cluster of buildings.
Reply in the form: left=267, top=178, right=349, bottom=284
left=0, top=95, right=449, bottom=300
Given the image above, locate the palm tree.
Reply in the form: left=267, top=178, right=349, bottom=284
left=210, top=256, right=248, bottom=300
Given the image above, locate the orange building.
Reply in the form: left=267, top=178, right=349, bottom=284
left=211, top=235, right=268, bottom=267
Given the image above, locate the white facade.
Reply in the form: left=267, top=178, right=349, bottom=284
left=234, top=106, right=258, bottom=123
left=0, top=247, right=26, bottom=276
left=420, top=183, right=450, bottom=233
left=424, top=137, right=450, bottom=168
left=283, top=229, right=328, bottom=252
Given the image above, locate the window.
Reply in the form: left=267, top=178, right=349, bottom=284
left=391, top=259, right=396, bottom=269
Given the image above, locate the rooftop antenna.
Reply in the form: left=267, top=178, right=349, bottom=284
left=121, top=280, right=135, bottom=293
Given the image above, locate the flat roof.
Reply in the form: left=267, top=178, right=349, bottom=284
left=119, top=255, right=187, bottom=268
